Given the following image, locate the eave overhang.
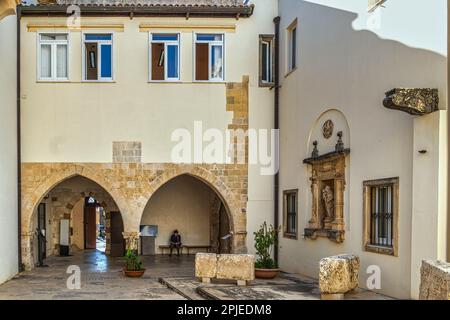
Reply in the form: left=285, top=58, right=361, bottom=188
left=20, top=4, right=254, bottom=18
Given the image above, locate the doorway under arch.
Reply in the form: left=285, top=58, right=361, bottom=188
left=139, top=174, right=232, bottom=256
left=27, top=175, right=125, bottom=268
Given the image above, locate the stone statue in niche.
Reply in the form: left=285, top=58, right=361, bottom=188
left=322, top=120, right=334, bottom=139
left=322, top=185, right=334, bottom=229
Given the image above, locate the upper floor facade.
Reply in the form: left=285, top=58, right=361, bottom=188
left=20, top=0, right=277, bottom=164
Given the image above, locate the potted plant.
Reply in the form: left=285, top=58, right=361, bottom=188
left=123, top=249, right=145, bottom=278
left=254, top=222, right=280, bottom=279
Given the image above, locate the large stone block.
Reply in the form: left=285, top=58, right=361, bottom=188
left=195, top=253, right=218, bottom=279
left=319, top=254, right=360, bottom=295
left=216, top=254, right=255, bottom=282
left=419, top=260, right=450, bottom=300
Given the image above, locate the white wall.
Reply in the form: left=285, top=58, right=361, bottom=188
left=0, top=14, right=18, bottom=284
left=278, top=0, right=447, bottom=299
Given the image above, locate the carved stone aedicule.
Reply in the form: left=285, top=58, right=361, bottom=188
left=383, top=88, right=439, bottom=116
left=303, top=149, right=349, bottom=243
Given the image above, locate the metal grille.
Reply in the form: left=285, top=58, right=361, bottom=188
left=286, top=192, right=297, bottom=234
left=370, top=184, right=393, bottom=248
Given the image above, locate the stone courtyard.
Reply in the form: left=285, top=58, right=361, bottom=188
left=0, top=250, right=392, bottom=300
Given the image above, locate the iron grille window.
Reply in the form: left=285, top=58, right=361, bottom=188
left=283, top=190, right=298, bottom=238
left=369, top=184, right=394, bottom=248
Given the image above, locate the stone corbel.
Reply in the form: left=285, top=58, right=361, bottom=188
left=383, top=88, right=439, bottom=116
left=0, top=0, right=20, bottom=20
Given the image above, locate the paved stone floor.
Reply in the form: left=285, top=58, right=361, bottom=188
left=0, top=250, right=393, bottom=300
left=0, top=250, right=190, bottom=300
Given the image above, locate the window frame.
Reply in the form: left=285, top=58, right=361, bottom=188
left=193, top=32, right=225, bottom=82
left=363, top=177, right=399, bottom=256
left=286, top=19, right=298, bottom=75
left=81, top=31, right=114, bottom=82
left=283, top=189, right=298, bottom=239
left=37, top=32, right=70, bottom=82
left=149, top=32, right=181, bottom=82
left=259, top=34, right=275, bottom=87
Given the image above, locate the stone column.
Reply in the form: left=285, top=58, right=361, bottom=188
left=105, top=211, right=111, bottom=255
left=309, top=178, right=320, bottom=229
left=21, top=231, right=35, bottom=270
left=332, top=178, right=345, bottom=231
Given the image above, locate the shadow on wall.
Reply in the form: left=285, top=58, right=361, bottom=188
left=285, top=1, right=447, bottom=113
left=279, top=0, right=447, bottom=299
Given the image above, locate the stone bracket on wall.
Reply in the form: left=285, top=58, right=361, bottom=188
left=383, top=88, right=439, bottom=116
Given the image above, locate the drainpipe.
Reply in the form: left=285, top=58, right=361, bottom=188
left=16, top=4, right=23, bottom=272
left=273, top=16, right=280, bottom=266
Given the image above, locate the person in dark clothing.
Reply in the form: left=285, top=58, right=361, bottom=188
left=169, top=229, right=182, bottom=257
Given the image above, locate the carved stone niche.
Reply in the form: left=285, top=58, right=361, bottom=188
left=303, top=149, right=350, bottom=243
left=383, top=88, right=439, bottom=116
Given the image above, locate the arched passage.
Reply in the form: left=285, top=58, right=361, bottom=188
left=23, top=174, right=125, bottom=269
left=139, top=174, right=234, bottom=255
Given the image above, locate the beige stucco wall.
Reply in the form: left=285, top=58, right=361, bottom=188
left=20, top=0, right=278, bottom=256
left=278, top=0, right=447, bottom=299
left=0, top=14, right=18, bottom=283
left=140, top=175, right=213, bottom=253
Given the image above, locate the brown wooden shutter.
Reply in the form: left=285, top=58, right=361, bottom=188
left=196, top=43, right=209, bottom=81
left=152, top=43, right=165, bottom=81
left=85, top=43, right=98, bottom=80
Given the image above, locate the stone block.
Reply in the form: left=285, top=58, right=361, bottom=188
left=195, top=253, right=217, bottom=279
left=216, top=254, right=255, bottom=281
left=419, top=260, right=450, bottom=300
left=319, top=254, right=360, bottom=295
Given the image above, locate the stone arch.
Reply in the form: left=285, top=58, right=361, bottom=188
left=22, top=165, right=128, bottom=234
left=21, top=165, right=129, bottom=269
left=133, top=165, right=244, bottom=253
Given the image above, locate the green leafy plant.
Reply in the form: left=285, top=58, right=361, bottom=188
left=125, top=249, right=143, bottom=271
left=254, top=222, right=279, bottom=269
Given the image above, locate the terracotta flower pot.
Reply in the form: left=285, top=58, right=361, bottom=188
left=255, top=268, right=280, bottom=279
left=123, top=268, right=146, bottom=278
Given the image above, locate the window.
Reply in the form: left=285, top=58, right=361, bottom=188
left=150, top=33, right=180, bottom=81
left=259, top=35, right=274, bottom=87
left=283, top=190, right=298, bottom=238
left=287, top=19, right=297, bottom=73
left=38, top=33, right=68, bottom=81
left=363, top=178, right=399, bottom=256
left=368, top=0, right=387, bottom=12
left=83, top=34, right=113, bottom=81
left=195, top=34, right=224, bottom=81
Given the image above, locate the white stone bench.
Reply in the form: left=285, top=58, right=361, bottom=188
left=319, top=254, right=360, bottom=300
left=195, top=253, right=255, bottom=286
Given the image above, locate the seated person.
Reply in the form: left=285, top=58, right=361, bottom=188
left=169, top=229, right=182, bottom=257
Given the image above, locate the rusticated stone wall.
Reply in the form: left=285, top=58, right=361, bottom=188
left=21, top=76, right=250, bottom=269
left=21, top=162, right=248, bottom=269
left=419, top=260, right=450, bottom=300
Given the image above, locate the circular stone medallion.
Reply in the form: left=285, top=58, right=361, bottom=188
left=322, top=120, right=334, bottom=139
